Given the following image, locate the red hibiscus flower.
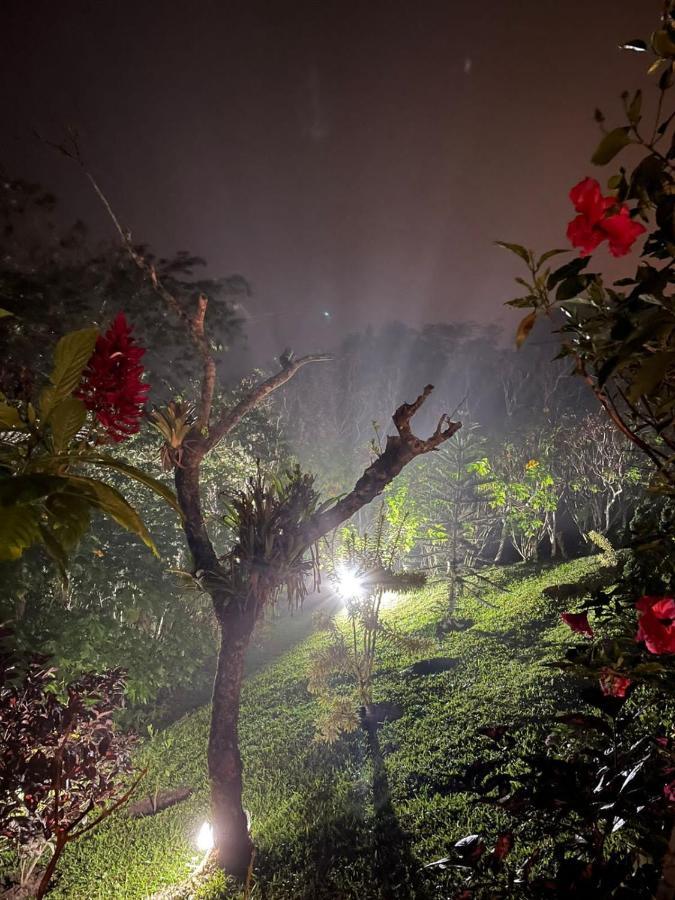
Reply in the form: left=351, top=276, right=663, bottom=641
left=664, top=781, right=675, bottom=804
left=566, top=177, right=646, bottom=258
left=76, top=313, right=150, bottom=443
left=561, top=611, right=594, bottom=639
left=635, top=595, right=675, bottom=655
left=598, top=668, right=632, bottom=698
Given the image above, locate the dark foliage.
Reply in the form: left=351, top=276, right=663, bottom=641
left=0, top=630, right=138, bottom=898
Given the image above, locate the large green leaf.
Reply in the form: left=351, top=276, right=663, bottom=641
left=547, top=256, right=590, bottom=290
left=41, top=327, right=98, bottom=417
left=49, top=397, right=88, bottom=452
left=591, top=127, right=633, bottom=166
left=49, top=397, right=87, bottom=452
left=37, top=521, right=69, bottom=584
left=627, top=351, right=675, bottom=402
left=45, top=494, right=92, bottom=552
left=0, top=474, right=68, bottom=507
left=38, top=452, right=182, bottom=515
left=62, top=475, right=159, bottom=556
left=0, top=505, right=41, bottom=560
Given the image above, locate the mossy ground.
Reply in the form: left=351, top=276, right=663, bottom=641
left=40, top=556, right=600, bottom=899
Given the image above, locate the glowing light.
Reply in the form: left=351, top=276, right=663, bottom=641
left=335, top=566, right=365, bottom=599
left=196, top=821, right=214, bottom=852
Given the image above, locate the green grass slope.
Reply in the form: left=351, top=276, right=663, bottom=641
left=48, top=556, right=601, bottom=899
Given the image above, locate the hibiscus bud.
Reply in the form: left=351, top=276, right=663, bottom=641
left=598, top=668, right=631, bottom=698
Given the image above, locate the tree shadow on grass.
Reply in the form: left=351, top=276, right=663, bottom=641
left=249, top=723, right=429, bottom=899
left=363, top=715, right=430, bottom=900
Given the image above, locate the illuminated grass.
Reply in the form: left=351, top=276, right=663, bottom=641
left=46, top=557, right=600, bottom=899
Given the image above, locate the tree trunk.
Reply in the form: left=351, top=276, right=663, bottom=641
left=208, top=605, right=256, bottom=879
left=36, top=834, right=65, bottom=900
left=494, top=521, right=508, bottom=564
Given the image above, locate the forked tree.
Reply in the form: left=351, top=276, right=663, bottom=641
left=175, top=377, right=459, bottom=877
left=61, top=148, right=462, bottom=877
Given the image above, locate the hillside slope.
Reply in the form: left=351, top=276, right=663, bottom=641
left=48, top=556, right=602, bottom=899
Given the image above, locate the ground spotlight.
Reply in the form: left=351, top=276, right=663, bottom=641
left=196, top=820, right=214, bottom=852
left=335, top=566, right=365, bottom=599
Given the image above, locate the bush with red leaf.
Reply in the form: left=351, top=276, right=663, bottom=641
left=423, top=712, right=673, bottom=898
left=0, top=633, right=141, bottom=899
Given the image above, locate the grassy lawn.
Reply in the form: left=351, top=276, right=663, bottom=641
left=45, top=556, right=601, bottom=899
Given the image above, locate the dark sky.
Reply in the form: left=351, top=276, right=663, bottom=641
left=1, top=1, right=655, bottom=362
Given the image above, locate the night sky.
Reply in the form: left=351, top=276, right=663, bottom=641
left=1, top=1, right=655, bottom=362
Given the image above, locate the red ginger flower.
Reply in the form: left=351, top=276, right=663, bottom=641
left=76, top=313, right=149, bottom=443
left=636, top=596, right=675, bottom=655
left=561, top=610, right=594, bottom=638
left=566, top=177, right=646, bottom=257
left=598, top=668, right=632, bottom=698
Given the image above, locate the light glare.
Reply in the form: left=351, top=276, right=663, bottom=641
left=196, top=820, right=214, bottom=852
left=335, top=566, right=364, bottom=598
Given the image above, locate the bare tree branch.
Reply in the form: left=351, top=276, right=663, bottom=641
left=300, top=384, right=461, bottom=544
left=48, top=133, right=334, bottom=443
left=192, top=293, right=217, bottom=429
left=202, top=354, right=332, bottom=454
left=41, top=132, right=220, bottom=428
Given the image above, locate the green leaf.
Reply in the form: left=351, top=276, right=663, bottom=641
left=556, top=274, right=589, bottom=302
left=42, top=452, right=182, bottom=516
left=597, top=354, right=625, bottom=388
left=37, top=522, right=69, bottom=584
left=627, top=89, right=642, bottom=126
left=42, top=327, right=98, bottom=417
left=495, top=241, right=531, bottom=265
left=50, top=397, right=87, bottom=452
left=591, top=127, right=633, bottom=166
left=547, top=256, right=590, bottom=290
left=62, top=475, right=159, bottom=556
left=0, top=403, right=25, bottom=431
left=627, top=351, right=675, bottom=402
left=648, top=58, right=667, bottom=76
left=505, top=297, right=537, bottom=309
left=45, top=494, right=92, bottom=552
left=652, top=29, right=675, bottom=58
left=536, top=248, right=568, bottom=269
left=0, top=308, right=14, bottom=318
left=515, top=311, right=537, bottom=348
left=0, top=474, right=68, bottom=507
left=0, top=505, right=41, bottom=560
